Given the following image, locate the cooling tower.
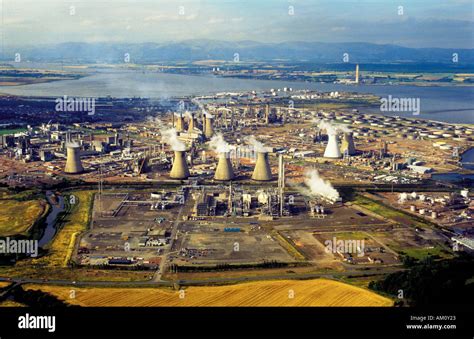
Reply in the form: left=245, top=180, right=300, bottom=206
left=64, top=144, right=84, bottom=174
left=251, top=152, right=272, bottom=181
left=175, top=114, right=184, bottom=132
left=204, top=116, right=214, bottom=139
left=340, top=132, right=356, bottom=156
left=214, top=152, right=234, bottom=181
left=170, top=151, right=190, bottom=179
left=324, top=133, right=341, bottom=158
left=188, top=114, right=196, bottom=132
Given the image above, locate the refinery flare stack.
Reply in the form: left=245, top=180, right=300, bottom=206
left=341, top=132, right=356, bottom=156
left=64, top=142, right=84, bottom=174
left=252, top=152, right=272, bottom=181
left=214, top=152, right=234, bottom=181
left=170, top=150, right=190, bottom=179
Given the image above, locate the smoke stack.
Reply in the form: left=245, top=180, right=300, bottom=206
left=64, top=144, right=84, bottom=174
left=175, top=114, right=184, bottom=132
left=324, top=133, right=341, bottom=158
left=341, top=132, right=356, bottom=155
left=355, top=64, right=360, bottom=84
left=214, top=152, right=234, bottom=181
left=252, top=152, right=272, bottom=181
left=204, top=116, right=214, bottom=139
left=170, top=150, right=190, bottom=179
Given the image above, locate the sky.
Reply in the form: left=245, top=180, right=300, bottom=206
left=0, top=0, right=473, bottom=48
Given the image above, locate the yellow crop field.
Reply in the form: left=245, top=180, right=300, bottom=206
left=30, top=191, right=94, bottom=267
left=0, top=199, right=47, bottom=236
left=25, top=279, right=393, bottom=307
left=0, top=300, right=25, bottom=307
left=0, top=281, right=11, bottom=288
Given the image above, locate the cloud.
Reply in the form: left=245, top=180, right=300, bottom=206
left=208, top=18, right=225, bottom=24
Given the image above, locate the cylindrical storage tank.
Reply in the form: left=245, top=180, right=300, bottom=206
left=410, top=205, right=416, bottom=212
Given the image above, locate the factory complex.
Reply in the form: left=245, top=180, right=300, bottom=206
left=0, top=88, right=473, bottom=282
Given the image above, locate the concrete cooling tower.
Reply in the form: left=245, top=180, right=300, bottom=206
left=341, top=132, right=356, bottom=156
left=175, top=114, right=184, bottom=132
left=204, top=116, right=214, bottom=139
left=251, top=152, right=272, bottom=181
left=64, top=144, right=84, bottom=174
left=214, top=152, right=234, bottom=181
left=188, top=114, right=196, bottom=132
left=170, top=150, right=190, bottom=179
left=324, top=133, right=341, bottom=158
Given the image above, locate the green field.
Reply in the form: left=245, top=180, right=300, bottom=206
left=0, top=128, right=27, bottom=136
left=397, top=247, right=451, bottom=260
left=0, top=199, right=47, bottom=236
left=353, top=195, right=429, bottom=228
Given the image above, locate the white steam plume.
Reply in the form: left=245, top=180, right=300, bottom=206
left=247, top=135, right=268, bottom=153
left=66, top=141, right=80, bottom=148
left=314, top=119, right=351, bottom=135
left=192, top=98, right=211, bottom=117
left=161, top=127, right=186, bottom=151
left=184, top=110, right=193, bottom=119
left=303, top=169, right=340, bottom=201
left=209, top=133, right=230, bottom=153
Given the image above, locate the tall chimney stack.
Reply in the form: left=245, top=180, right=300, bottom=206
left=170, top=150, right=190, bottom=179
left=214, top=152, right=234, bottom=181
left=252, top=152, right=272, bottom=181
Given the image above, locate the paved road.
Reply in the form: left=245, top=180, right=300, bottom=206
left=0, top=265, right=403, bottom=289
left=153, top=203, right=185, bottom=282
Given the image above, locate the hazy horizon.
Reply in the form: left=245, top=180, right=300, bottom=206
left=0, top=0, right=473, bottom=49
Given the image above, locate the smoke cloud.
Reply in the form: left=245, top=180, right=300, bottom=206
left=303, top=169, right=340, bottom=201
left=247, top=135, right=269, bottom=153
left=192, top=98, right=210, bottom=116
left=161, top=127, right=186, bottom=151
left=314, top=119, right=351, bottom=135
left=66, top=141, right=80, bottom=148
left=146, top=115, right=164, bottom=128
left=209, top=133, right=230, bottom=153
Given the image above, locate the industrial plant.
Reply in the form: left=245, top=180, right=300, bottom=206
left=0, top=86, right=472, bottom=316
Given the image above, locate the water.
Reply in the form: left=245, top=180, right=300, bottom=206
left=460, top=147, right=474, bottom=171
left=1, top=68, right=473, bottom=124
left=38, top=193, right=65, bottom=247
left=431, top=147, right=474, bottom=184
